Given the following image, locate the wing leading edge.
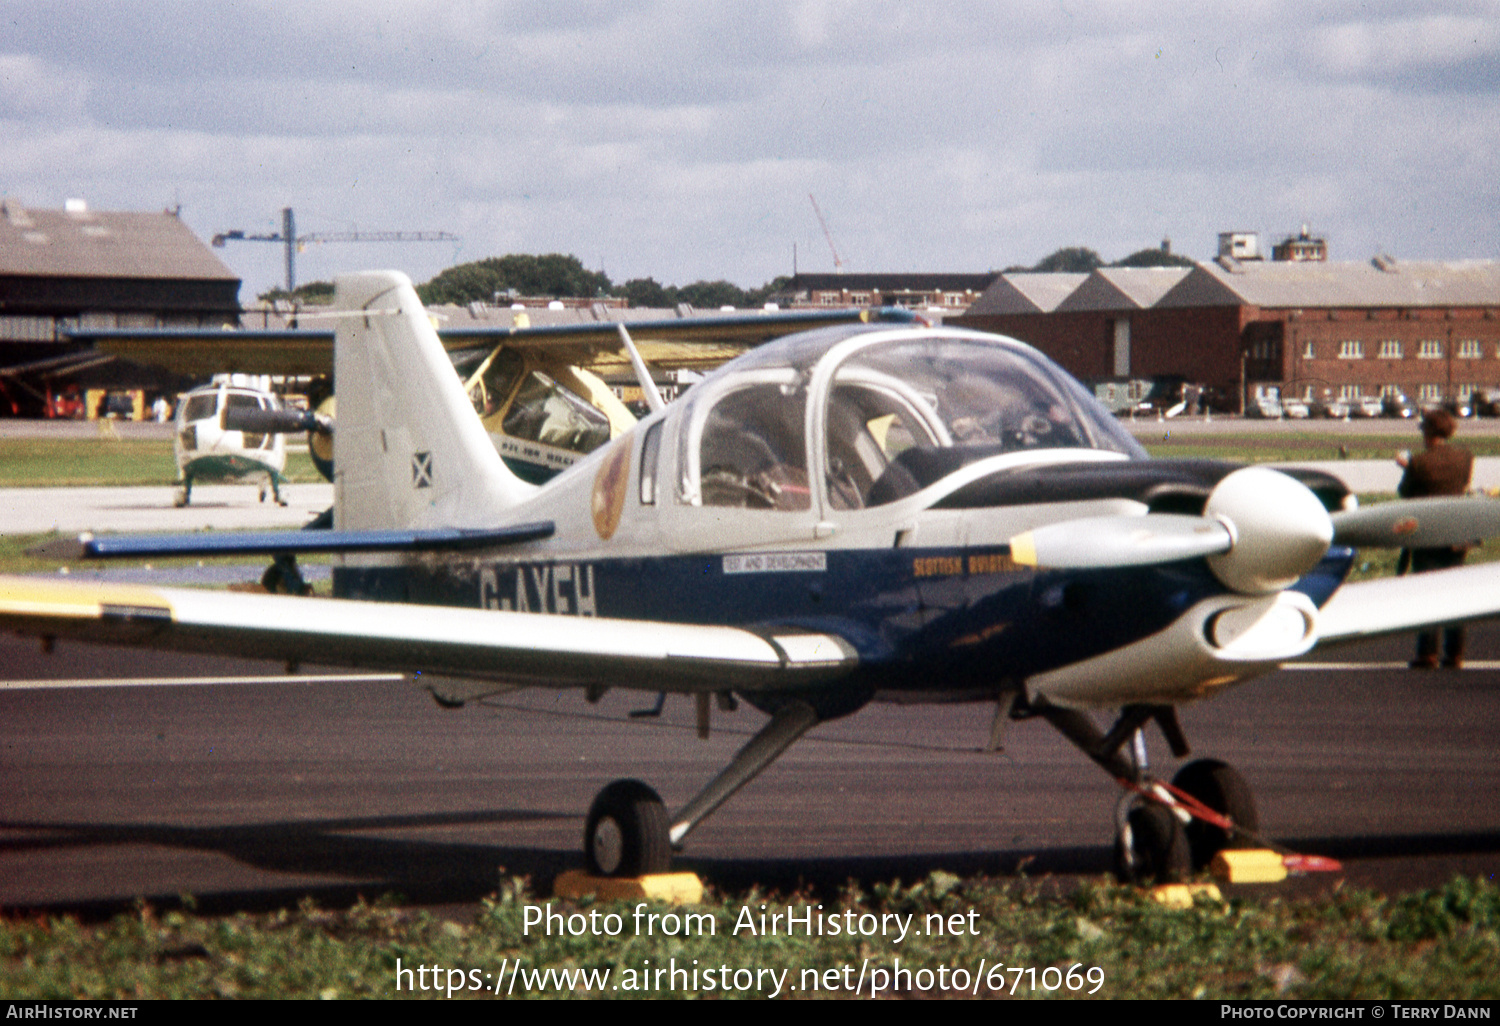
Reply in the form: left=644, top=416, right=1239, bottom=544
left=0, top=576, right=858, bottom=698
left=1314, top=561, right=1500, bottom=645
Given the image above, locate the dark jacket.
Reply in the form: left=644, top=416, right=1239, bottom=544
left=1398, top=442, right=1474, bottom=574
left=1398, top=443, right=1474, bottom=499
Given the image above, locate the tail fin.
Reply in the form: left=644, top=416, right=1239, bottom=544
left=332, top=271, right=534, bottom=531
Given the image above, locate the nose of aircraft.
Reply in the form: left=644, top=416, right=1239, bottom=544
left=1204, top=467, right=1334, bottom=595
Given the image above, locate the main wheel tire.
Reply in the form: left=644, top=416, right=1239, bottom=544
left=1172, top=758, right=1258, bottom=870
left=1115, top=802, right=1191, bottom=885
left=584, top=779, right=671, bottom=877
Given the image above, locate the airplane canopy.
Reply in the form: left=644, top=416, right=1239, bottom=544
left=673, top=325, right=1147, bottom=512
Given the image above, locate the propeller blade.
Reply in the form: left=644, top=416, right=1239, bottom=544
left=1010, top=514, right=1233, bottom=569
left=221, top=406, right=332, bottom=436
left=1332, top=497, right=1500, bottom=549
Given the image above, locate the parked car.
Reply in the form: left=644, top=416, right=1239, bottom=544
left=1382, top=394, right=1416, bottom=419
left=1282, top=397, right=1311, bottom=419
left=1245, top=396, right=1283, bottom=419
left=1310, top=397, right=1350, bottom=419
left=1473, top=389, right=1500, bottom=417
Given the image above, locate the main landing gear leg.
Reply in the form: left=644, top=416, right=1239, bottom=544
left=1034, top=702, right=1253, bottom=883
left=583, top=700, right=819, bottom=877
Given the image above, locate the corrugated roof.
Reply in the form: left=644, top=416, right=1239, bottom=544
left=1157, top=258, right=1500, bottom=310
left=0, top=202, right=238, bottom=281
left=1055, top=266, right=1191, bottom=312
left=966, top=273, right=1087, bottom=315
left=782, top=272, right=1001, bottom=292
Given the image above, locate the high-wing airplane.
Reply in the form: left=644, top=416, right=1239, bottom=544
left=66, top=305, right=898, bottom=487
left=10, top=269, right=1500, bottom=884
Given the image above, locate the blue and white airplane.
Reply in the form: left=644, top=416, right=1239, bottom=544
left=8, top=270, right=1500, bottom=882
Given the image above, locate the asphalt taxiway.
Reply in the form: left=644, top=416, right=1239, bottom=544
left=1, top=473, right=1498, bottom=916
left=1, top=614, right=1497, bottom=916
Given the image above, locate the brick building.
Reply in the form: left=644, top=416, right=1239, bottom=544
left=956, top=256, right=1500, bottom=413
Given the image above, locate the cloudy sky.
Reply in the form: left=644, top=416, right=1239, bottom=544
left=3, top=1, right=1498, bottom=302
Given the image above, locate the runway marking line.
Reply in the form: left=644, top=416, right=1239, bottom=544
left=0, top=673, right=407, bottom=690
left=1286, top=661, right=1500, bottom=671
left=3, top=664, right=1493, bottom=691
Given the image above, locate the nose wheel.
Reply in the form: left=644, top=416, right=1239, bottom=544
left=1171, top=758, right=1258, bottom=870
left=584, top=779, right=671, bottom=877
left=1115, top=800, right=1191, bottom=884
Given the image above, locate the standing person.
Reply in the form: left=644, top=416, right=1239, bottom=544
left=1395, top=408, right=1474, bottom=668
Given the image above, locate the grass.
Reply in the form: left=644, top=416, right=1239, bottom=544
left=0, top=430, right=1491, bottom=485
left=1140, top=430, right=1500, bottom=463
left=0, top=438, right=323, bottom=487
left=1, top=874, right=1496, bottom=999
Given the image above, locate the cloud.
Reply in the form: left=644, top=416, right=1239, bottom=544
left=3, top=0, right=1496, bottom=299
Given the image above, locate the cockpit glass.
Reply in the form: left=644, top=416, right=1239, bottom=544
left=502, top=371, right=612, bottom=455
left=181, top=394, right=217, bottom=422
left=672, top=327, right=1146, bottom=514
left=828, top=337, right=1146, bottom=506
left=677, top=370, right=810, bottom=511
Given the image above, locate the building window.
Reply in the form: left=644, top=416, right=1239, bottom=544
left=1458, top=339, right=1483, bottom=359
left=1338, top=340, right=1364, bottom=359
left=1377, top=339, right=1402, bottom=359
left=1339, top=384, right=1361, bottom=400
left=1381, top=384, right=1402, bottom=397
left=1418, top=339, right=1443, bottom=359
left=1302, top=341, right=1316, bottom=359
left=1418, top=384, right=1443, bottom=402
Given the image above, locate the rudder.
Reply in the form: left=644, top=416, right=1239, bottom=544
left=332, top=270, right=534, bottom=532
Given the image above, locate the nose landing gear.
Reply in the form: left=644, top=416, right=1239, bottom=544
left=1031, top=700, right=1262, bottom=884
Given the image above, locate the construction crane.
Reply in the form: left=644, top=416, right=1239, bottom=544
left=212, top=207, right=459, bottom=294
left=808, top=194, right=845, bottom=273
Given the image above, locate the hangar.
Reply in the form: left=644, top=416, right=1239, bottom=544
left=0, top=199, right=239, bottom=415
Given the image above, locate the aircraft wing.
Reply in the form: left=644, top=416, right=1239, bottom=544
left=0, top=576, right=858, bottom=699
left=30, top=522, right=555, bottom=560
left=64, top=308, right=914, bottom=378
left=67, top=327, right=336, bottom=377
left=1315, top=561, right=1500, bottom=645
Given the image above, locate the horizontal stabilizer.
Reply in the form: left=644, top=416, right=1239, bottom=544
left=1315, top=561, right=1500, bottom=644
left=1010, top=514, right=1233, bottom=569
left=1331, top=496, right=1500, bottom=549
left=30, top=522, right=554, bottom=561
left=0, top=576, right=857, bottom=694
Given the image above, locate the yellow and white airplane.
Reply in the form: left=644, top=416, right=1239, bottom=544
left=68, top=304, right=890, bottom=487
left=11, top=270, right=1500, bottom=882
